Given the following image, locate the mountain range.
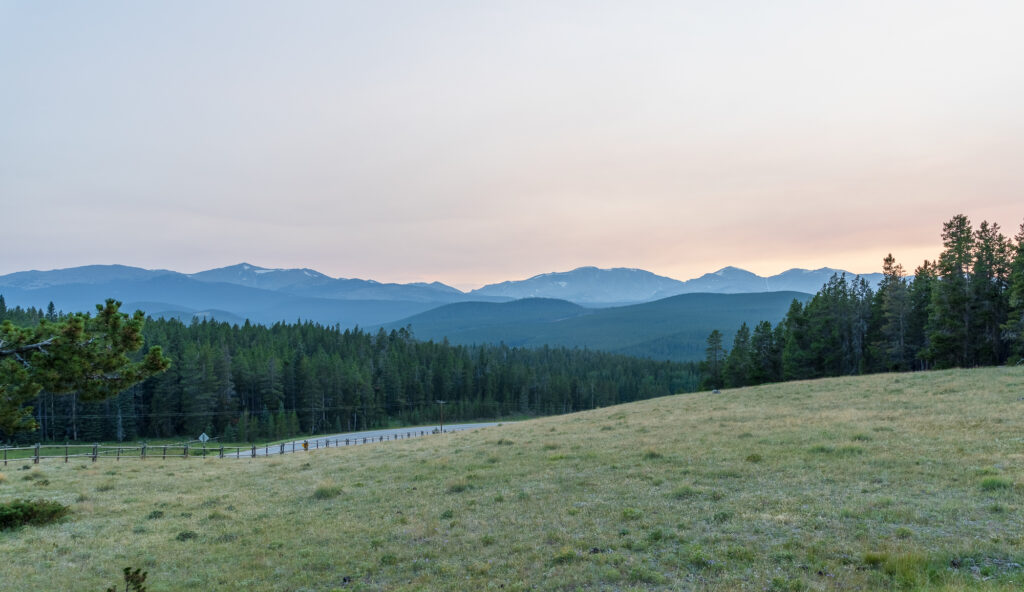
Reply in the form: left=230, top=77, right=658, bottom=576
left=0, top=262, right=879, bottom=360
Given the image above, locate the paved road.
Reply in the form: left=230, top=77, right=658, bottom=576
left=223, top=422, right=503, bottom=458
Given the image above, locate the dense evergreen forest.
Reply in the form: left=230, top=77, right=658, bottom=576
left=0, top=296, right=699, bottom=444
left=703, top=215, right=1024, bottom=388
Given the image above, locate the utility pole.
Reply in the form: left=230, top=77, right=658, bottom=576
left=436, top=400, right=446, bottom=433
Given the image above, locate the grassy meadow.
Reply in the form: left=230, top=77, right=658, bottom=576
left=2, top=367, right=1023, bottom=590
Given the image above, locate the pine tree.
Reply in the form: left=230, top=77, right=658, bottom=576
left=874, top=254, right=912, bottom=370
left=926, top=214, right=976, bottom=368
left=1002, top=221, right=1024, bottom=362
left=723, top=323, right=751, bottom=388
left=747, top=321, right=780, bottom=384
left=906, top=260, right=936, bottom=369
left=971, top=221, right=1012, bottom=365
left=700, top=330, right=725, bottom=390
left=781, top=299, right=813, bottom=380
left=0, top=299, right=169, bottom=436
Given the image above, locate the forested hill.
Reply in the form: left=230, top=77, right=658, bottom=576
left=1, top=301, right=700, bottom=444
left=386, top=291, right=810, bottom=362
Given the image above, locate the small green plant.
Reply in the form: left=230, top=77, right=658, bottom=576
left=745, top=453, right=763, bottom=463
left=313, top=482, right=343, bottom=500
left=863, top=551, right=886, bottom=568
left=981, top=477, right=1012, bottom=491
left=175, top=530, right=198, bottom=542
left=145, top=510, right=164, bottom=520
left=0, top=499, right=70, bottom=530
left=642, top=447, right=663, bottom=459
left=439, top=509, right=454, bottom=519
left=621, top=507, right=642, bottom=521
left=446, top=479, right=470, bottom=493
left=105, top=566, right=147, bottom=592
left=550, top=546, right=577, bottom=564
left=671, top=485, right=699, bottom=499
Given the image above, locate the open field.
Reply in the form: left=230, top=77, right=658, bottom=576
left=2, top=368, right=1023, bottom=590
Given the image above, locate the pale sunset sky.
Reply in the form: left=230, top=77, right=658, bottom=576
left=2, top=1, right=1022, bottom=290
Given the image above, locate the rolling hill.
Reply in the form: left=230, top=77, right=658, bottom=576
left=387, top=291, right=811, bottom=361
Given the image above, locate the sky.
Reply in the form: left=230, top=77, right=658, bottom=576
left=2, top=1, right=1023, bottom=290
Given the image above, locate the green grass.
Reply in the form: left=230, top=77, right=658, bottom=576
left=2, top=367, right=1024, bottom=590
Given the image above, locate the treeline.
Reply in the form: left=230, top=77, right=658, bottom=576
left=1, top=303, right=699, bottom=443
left=703, top=215, right=1024, bottom=389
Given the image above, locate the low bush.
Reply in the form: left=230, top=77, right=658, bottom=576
left=981, top=477, right=1012, bottom=491
left=0, top=498, right=70, bottom=530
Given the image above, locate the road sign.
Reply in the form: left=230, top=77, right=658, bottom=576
left=198, top=433, right=210, bottom=443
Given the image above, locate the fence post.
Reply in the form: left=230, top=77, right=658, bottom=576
left=280, top=443, right=285, bottom=455
left=219, top=446, right=224, bottom=459
left=141, top=442, right=147, bottom=461
left=4, top=446, right=7, bottom=466
left=117, top=447, right=121, bottom=461
left=93, top=443, right=98, bottom=462
left=291, top=441, right=295, bottom=453
left=65, top=442, right=69, bottom=463
left=251, top=444, right=256, bottom=458
left=316, top=440, right=319, bottom=449
left=184, top=443, right=189, bottom=459
left=34, top=443, right=40, bottom=464
left=345, top=438, right=349, bottom=446
left=163, top=445, right=167, bottom=459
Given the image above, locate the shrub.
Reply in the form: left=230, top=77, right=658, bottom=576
left=105, top=566, right=147, bottom=592
left=745, top=453, right=763, bottom=463
left=0, top=499, right=70, bottom=530
left=642, top=448, right=663, bottom=460
left=175, top=531, right=198, bottom=541
left=550, top=546, right=577, bottom=565
left=445, top=479, right=470, bottom=493
left=981, top=477, right=1012, bottom=491
left=313, top=482, right=343, bottom=500
left=671, top=485, right=699, bottom=499
left=621, top=507, right=642, bottom=521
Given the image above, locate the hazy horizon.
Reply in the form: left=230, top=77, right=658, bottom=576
left=0, top=259, right=889, bottom=293
left=3, top=1, right=1022, bottom=289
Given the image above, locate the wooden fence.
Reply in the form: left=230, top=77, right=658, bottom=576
left=1, top=428, right=454, bottom=465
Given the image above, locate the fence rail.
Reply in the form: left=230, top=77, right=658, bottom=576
left=2, top=428, right=456, bottom=465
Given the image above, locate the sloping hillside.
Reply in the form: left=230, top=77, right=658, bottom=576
left=4, top=368, right=1023, bottom=590
left=389, top=291, right=810, bottom=361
